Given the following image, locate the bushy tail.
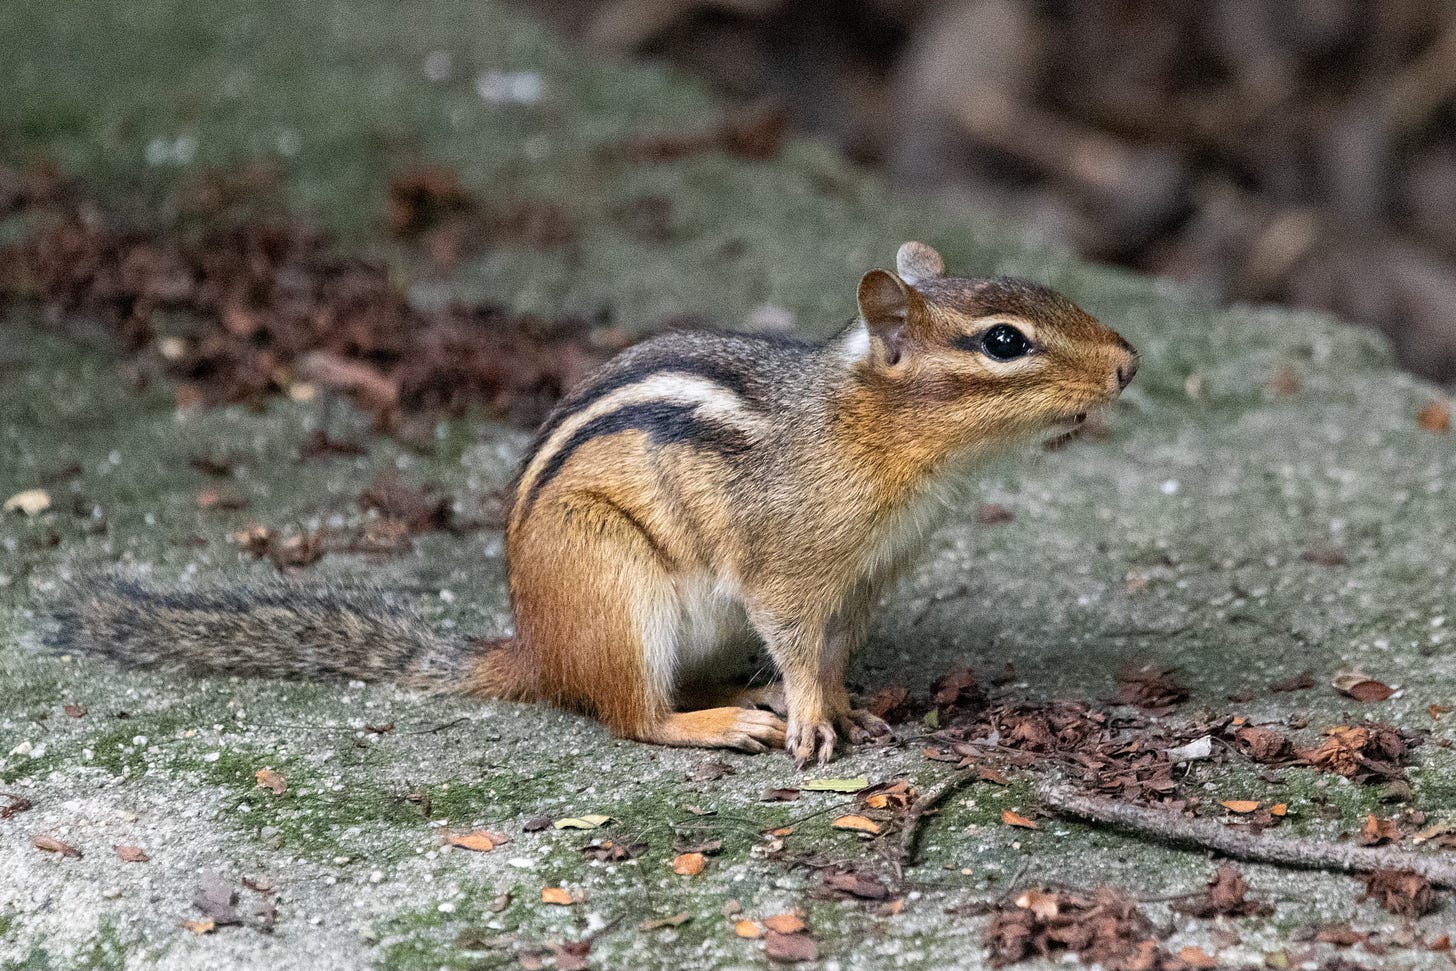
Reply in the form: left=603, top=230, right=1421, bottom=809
left=44, top=575, right=492, bottom=694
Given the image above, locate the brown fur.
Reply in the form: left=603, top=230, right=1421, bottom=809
left=47, top=242, right=1137, bottom=767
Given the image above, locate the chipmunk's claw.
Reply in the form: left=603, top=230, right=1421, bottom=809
left=786, top=720, right=838, bottom=768
left=837, top=708, right=892, bottom=744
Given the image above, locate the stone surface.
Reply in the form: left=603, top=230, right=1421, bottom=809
left=2, top=1, right=1455, bottom=969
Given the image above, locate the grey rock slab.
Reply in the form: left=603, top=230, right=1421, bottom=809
left=2, top=0, right=1454, bottom=969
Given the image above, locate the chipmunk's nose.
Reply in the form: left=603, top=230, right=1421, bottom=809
left=1116, top=352, right=1139, bottom=391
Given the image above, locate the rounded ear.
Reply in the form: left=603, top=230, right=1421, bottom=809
left=895, top=241, right=946, bottom=285
left=857, top=269, right=915, bottom=366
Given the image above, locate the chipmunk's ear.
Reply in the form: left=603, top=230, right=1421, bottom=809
left=857, top=269, right=920, bottom=366
left=895, top=241, right=945, bottom=286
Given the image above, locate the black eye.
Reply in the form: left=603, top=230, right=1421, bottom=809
left=981, top=323, right=1032, bottom=361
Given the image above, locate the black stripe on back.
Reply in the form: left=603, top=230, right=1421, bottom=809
left=531, top=355, right=757, bottom=453
left=524, top=400, right=751, bottom=514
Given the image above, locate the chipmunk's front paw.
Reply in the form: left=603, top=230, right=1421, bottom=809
left=785, top=719, right=837, bottom=768
left=836, top=708, right=892, bottom=744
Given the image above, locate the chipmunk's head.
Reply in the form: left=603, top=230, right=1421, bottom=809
left=849, top=241, right=1137, bottom=450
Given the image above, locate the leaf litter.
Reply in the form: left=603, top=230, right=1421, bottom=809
left=0, top=167, right=613, bottom=436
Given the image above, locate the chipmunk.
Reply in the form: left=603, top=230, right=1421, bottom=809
left=47, top=242, right=1137, bottom=766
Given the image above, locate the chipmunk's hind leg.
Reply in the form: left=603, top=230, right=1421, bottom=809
left=645, top=705, right=786, bottom=753
left=508, top=493, right=784, bottom=752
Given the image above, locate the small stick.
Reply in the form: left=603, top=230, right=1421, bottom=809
left=895, top=771, right=981, bottom=879
left=1038, top=781, right=1456, bottom=889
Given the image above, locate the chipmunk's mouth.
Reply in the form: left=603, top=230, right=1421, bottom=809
left=1042, top=411, right=1090, bottom=449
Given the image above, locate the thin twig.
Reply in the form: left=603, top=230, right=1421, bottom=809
left=998, top=858, right=1032, bottom=904
left=1037, top=781, right=1456, bottom=889
left=401, top=716, right=471, bottom=735
left=893, top=771, right=982, bottom=882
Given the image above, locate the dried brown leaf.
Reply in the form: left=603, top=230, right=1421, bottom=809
left=763, top=930, right=818, bottom=964
left=255, top=768, right=286, bottom=795
left=1269, top=670, right=1315, bottom=693
left=1176, top=864, right=1261, bottom=918
left=1418, top=397, right=1451, bottom=433
left=1359, top=814, right=1400, bottom=846
left=831, top=814, right=882, bottom=835
left=672, top=851, right=706, bottom=875
left=1001, top=809, right=1038, bottom=830
left=761, top=914, right=806, bottom=934
left=1361, top=869, right=1435, bottom=916
left=32, top=834, right=82, bottom=858
left=1112, top=663, right=1188, bottom=711
left=816, top=868, right=890, bottom=900
left=447, top=829, right=509, bottom=852
left=1332, top=671, right=1394, bottom=702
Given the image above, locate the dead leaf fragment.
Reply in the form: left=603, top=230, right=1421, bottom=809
left=1233, top=725, right=1293, bottom=763
left=1269, top=669, right=1315, bottom=692
left=640, top=912, right=690, bottom=930
left=1315, top=925, right=1364, bottom=946
left=986, top=886, right=1171, bottom=969
left=1015, top=890, right=1061, bottom=920
left=1297, top=723, right=1415, bottom=783
left=1268, top=365, right=1301, bottom=397
left=1220, top=800, right=1261, bottom=814
left=975, top=503, right=1015, bottom=525
left=1332, top=671, right=1395, bottom=702
left=763, top=930, right=818, bottom=963
left=114, top=844, right=150, bottom=863
left=761, top=914, right=806, bottom=934
left=1176, top=864, right=1262, bottom=918
left=672, top=851, right=706, bottom=876
left=255, top=768, right=287, bottom=795
left=180, top=919, right=216, bottom=935
left=1001, top=809, right=1038, bottom=830
left=1164, top=735, right=1213, bottom=763
left=553, top=814, right=610, bottom=829
left=1418, top=397, right=1451, bottom=433
left=1359, top=814, right=1400, bottom=846
left=2, top=796, right=34, bottom=819
left=735, top=919, right=763, bottom=939
left=802, top=776, right=867, bottom=793
left=446, top=829, right=509, bottom=852
left=242, top=876, right=275, bottom=894
left=540, top=887, right=577, bottom=906
left=4, top=489, right=51, bottom=515
left=761, top=787, right=801, bottom=802
left=1111, top=663, right=1188, bottom=711
left=580, top=838, right=646, bottom=862
left=1179, top=945, right=1219, bottom=968
left=864, top=684, right=912, bottom=722
left=831, top=814, right=882, bottom=835
left=1361, top=868, right=1435, bottom=916
left=816, top=868, right=891, bottom=900
left=63, top=703, right=87, bottom=719
left=32, top=835, right=82, bottom=858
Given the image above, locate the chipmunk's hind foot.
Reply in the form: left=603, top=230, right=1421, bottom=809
left=639, top=707, right=786, bottom=754
left=728, top=682, right=788, bottom=716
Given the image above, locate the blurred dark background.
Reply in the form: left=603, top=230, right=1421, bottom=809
left=530, top=0, right=1456, bottom=383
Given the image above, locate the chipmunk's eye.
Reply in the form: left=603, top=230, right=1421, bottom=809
left=981, top=323, right=1032, bottom=361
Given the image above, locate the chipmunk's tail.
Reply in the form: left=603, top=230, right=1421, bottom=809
left=43, top=574, right=532, bottom=698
